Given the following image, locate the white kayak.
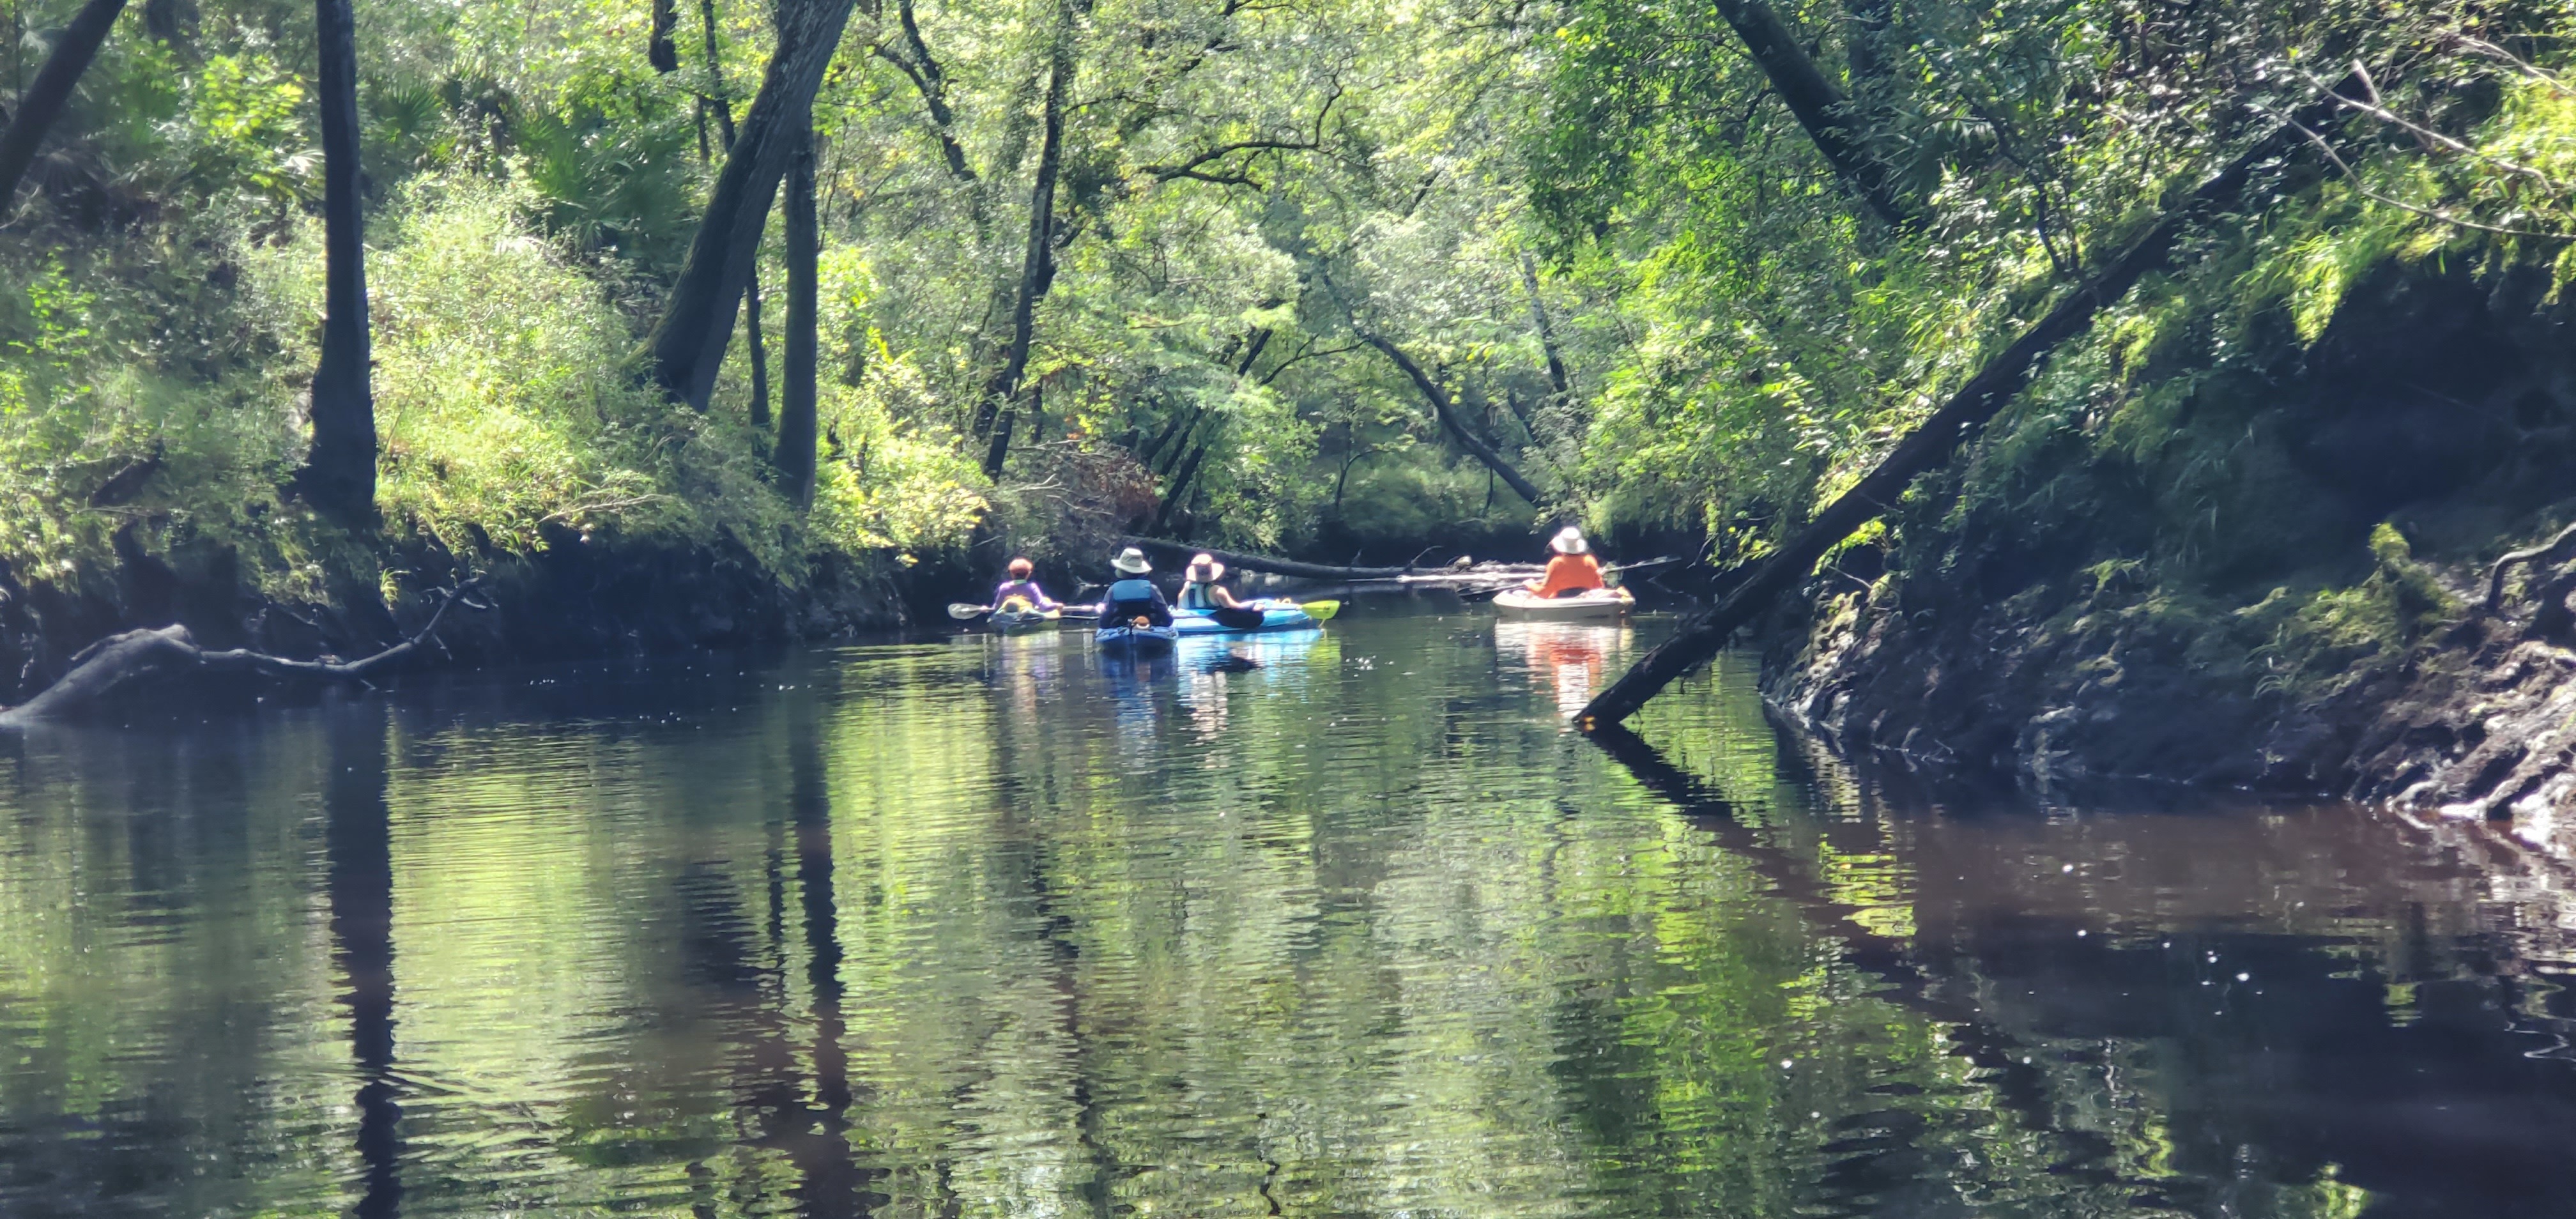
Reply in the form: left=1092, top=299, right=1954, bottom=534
left=1492, top=586, right=1634, bottom=619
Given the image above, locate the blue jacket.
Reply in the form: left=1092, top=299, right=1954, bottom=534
left=1105, top=578, right=1165, bottom=606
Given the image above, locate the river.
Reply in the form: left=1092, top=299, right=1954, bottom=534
left=2, top=606, right=2573, bottom=1217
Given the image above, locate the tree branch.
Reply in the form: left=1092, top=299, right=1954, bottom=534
left=0, top=583, right=489, bottom=726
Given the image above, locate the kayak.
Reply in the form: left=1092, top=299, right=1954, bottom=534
left=1492, top=586, right=1634, bottom=620
left=989, top=605, right=1062, bottom=633
left=1171, top=602, right=1320, bottom=635
left=1096, top=621, right=1180, bottom=651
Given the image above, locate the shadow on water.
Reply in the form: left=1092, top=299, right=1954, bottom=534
left=8, top=610, right=2576, bottom=1216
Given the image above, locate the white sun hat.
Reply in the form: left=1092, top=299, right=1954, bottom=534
left=1549, top=526, right=1590, bottom=555
left=1112, top=546, right=1154, bottom=574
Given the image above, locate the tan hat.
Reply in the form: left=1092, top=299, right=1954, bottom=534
left=1186, top=553, right=1225, bottom=581
left=1112, top=546, right=1153, bottom=574
left=1549, top=526, right=1590, bottom=555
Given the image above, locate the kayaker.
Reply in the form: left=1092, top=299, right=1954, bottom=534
left=1528, top=526, right=1607, bottom=598
left=992, top=557, right=1060, bottom=611
left=1102, top=547, right=1174, bottom=626
left=1179, top=553, right=1266, bottom=629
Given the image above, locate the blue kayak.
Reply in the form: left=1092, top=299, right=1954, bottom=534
left=1096, top=622, right=1179, bottom=651
left=1171, top=604, right=1319, bottom=635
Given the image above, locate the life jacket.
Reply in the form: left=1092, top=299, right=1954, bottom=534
left=1178, top=580, right=1220, bottom=610
left=1106, top=577, right=1160, bottom=604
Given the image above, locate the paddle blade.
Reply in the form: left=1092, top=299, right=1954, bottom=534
left=947, top=602, right=991, bottom=620
left=1300, top=600, right=1341, bottom=622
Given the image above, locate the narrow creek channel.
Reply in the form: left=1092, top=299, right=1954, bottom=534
left=3, top=606, right=2572, bottom=1217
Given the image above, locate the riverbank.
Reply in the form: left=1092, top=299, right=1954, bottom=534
left=1756, top=257, right=2576, bottom=825
left=0, top=523, right=915, bottom=713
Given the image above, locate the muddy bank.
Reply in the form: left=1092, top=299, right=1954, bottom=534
left=1754, top=257, right=2576, bottom=826
left=0, top=524, right=913, bottom=713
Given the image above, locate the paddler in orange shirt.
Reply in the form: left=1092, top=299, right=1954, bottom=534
left=1528, top=526, right=1606, bottom=598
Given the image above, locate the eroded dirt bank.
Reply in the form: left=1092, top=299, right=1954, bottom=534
left=0, top=525, right=912, bottom=713
left=1756, top=258, right=2576, bottom=826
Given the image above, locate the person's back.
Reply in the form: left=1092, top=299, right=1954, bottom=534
left=1101, top=548, right=1172, bottom=625
left=1533, top=553, right=1604, bottom=597
left=993, top=557, right=1057, bottom=610
left=993, top=578, right=1052, bottom=610
left=1528, top=526, right=1607, bottom=597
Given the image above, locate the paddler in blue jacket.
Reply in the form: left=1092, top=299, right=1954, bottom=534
left=1102, top=547, right=1173, bottom=626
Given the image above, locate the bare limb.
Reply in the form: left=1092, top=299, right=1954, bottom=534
left=2260, top=103, right=2576, bottom=241
left=0, top=583, right=489, bottom=726
left=2487, top=522, right=2576, bottom=614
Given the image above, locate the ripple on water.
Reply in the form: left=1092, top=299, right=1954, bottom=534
left=1, top=613, right=2575, bottom=1216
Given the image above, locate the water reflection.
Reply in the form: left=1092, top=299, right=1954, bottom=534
left=1495, top=618, right=1630, bottom=714
left=1, top=613, right=2575, bottom=1216
left=324, top=699, right=402, bottom=1219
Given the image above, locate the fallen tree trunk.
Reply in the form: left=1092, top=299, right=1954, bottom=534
left=0, top=585, right=482, bottom=726
left=1116, top=535, right=1680, bottom=587
left=1577, top=79, right=2364, bottom=729
left=1117, top=537, right=1422, bottom=581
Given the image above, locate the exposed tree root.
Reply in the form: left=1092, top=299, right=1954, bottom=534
left=2484, top=521, right=2576, bottom=614
left=0, top=583, right=487, bottom=727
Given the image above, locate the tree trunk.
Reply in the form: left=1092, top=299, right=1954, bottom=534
left=142, top=0, right=194, bottom=49
left=1116, top=537, right=1428, bottom=581
left=776, top=122, right=819, bottom=505
left=1710, top=0, right=1908, bottom=227
left=746, top=267, right=770, bottom=427
left=698, top=0, right=736, bottom=142
left=1358, top=332, right=1544, bottom=505
left=1519, top=252, right=1571, bottom=405
left=302, top=0, right=376, bottom=519
left=970, top=6, right=1073, bottom=471
left=642, top=0, right=860, bottom=409
left=0, top=0, right=127, bottom=208
left=1137, top=406, right=1199, bottom=468
left=649, top=0, right=680, bottom=72
left=1844, top=0, right=1892, bottom=89
left=1151, top=438, right=1209, bottom=534
left=1576, top=77, right=2368, bottom=728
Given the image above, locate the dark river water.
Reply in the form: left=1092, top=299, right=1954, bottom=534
left=4, top=607, right=2576, bottom=1218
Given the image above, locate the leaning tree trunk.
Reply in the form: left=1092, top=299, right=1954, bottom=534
left=0, top=0, right=129, bottom=208
left=776, top=120, right=820, bottom=505
left=1575, top=76, right=2369, bottom=728
left=643, top=0, right=857, bottom=409
left=1358, top=332, right=1545, bottom=505
left=302, top=0, right=377, bottom=519
left=1709, top=0, right=1909, bottom=227
left=972, top=3, right=1073, bottom=477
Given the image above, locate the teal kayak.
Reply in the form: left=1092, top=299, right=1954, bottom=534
left=1170, top=603, right=1319, bottom=635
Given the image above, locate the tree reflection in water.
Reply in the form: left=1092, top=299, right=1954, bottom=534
left=0, top=615, right=2572, bottom=1216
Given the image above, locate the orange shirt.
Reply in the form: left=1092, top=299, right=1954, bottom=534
left=1531, top=553, right=1605, bottom=596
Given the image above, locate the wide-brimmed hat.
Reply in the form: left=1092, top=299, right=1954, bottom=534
left=1549, top=526, right=1590, bottom=555
left=1186, top=553, right=1225, bottom=580
left=1112, top=546, right=1153, bottom=574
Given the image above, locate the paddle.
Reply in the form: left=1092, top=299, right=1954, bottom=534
left=946, top=602, right=991, bottom=620
left=1300, top=600, right=1340, bottom=621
